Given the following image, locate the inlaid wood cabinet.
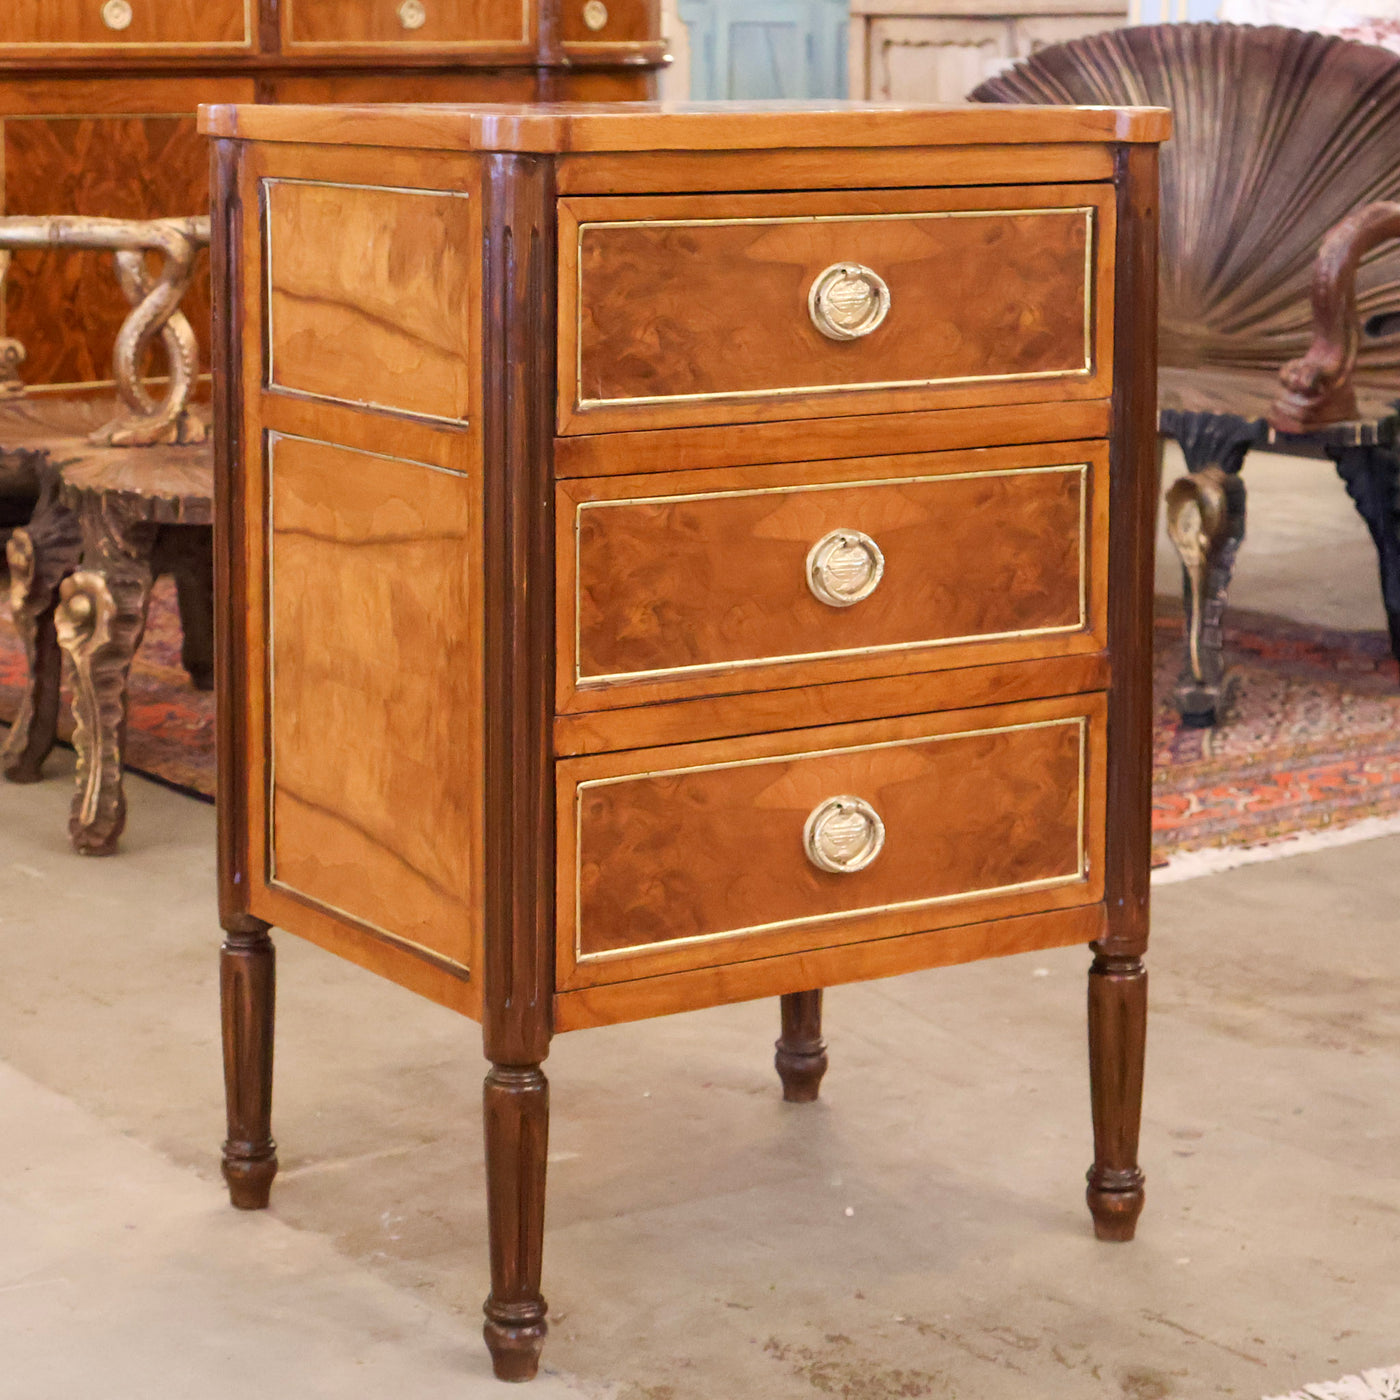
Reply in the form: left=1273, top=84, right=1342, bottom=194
left=202, top=99, right=1167, bottom=1381
left=0, top=0, right=663, bottom=396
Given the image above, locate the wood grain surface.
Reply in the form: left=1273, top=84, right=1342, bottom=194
left=281, top=0, right=531, bottom=48
left=0, top=0, right=250, bottom=47
left=265, top=177, right=475, bottom=421
left=558, top=0, right=657, bottom=44
left=558, top=184, right=1115, bottom=431
left=569, top=453, right=1089, bottom=686
left=558, top=695, right=1105, bottom=988
left=266, top=431, right=479, bottom=974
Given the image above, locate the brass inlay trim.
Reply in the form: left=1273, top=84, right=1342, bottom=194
left=265, top=430, right=472, bottom=972
left=573, top=715, right=1090, bottom=966
left=0, top=0, right=253, bottom=47
left=573, top=206, right=1096, bottom=410
left=262, top=177, right=471, bottom=426
left=282, top=0, right=531, bottom=47
left=573, top=462, right=1090, bottom=685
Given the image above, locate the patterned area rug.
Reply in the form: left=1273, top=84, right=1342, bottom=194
left=1264, top=1363, right=1400, bottom=1400
left=2, top=584, right=1400, bottom=863
left=0, top=573, right=215, bottom=800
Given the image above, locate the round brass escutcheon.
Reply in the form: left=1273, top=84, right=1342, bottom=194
left=101, top=0, right=134, bottom=30
left=398, top=0, right=428, bottom=29
left=582, top=0, right=609, bottom=29
left=806, top=528, right=884, bottom=609
left=804, top=796, right=885, bottom=875
left=808, top=262, right=891, bottom=342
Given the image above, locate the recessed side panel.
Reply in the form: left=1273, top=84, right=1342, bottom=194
left=266, top=432, right=479, bottom=976
left=264, top=178, right=474, bottom=422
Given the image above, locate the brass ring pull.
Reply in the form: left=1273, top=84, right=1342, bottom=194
left=398, top=0, right=428, bottom=29
left=582, top=0, right=609, bottom=29
left=806, top=528, right=884, bottom=609
left=808, top=262, right=891, bottom=341
left=101, top=0, right=133, bottom=30
left=804, top=796, right=886, bottom=875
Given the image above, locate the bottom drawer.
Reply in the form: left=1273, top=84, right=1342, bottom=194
left=556, top=693, right=1106, bottom=990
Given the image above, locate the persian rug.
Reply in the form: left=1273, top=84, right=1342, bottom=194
left=0, top=573, right=215, bottom=800
left=1264, top=1363, right=1400, bottom=1400
left=4, top=582, right=1400, bottom=865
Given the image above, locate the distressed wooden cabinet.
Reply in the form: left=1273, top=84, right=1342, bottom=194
left=202, top=99, right=1167, bottom=1381
left=0, top=0, right=664, bottom=396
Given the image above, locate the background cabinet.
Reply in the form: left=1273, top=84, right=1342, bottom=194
left=677, top=0, right=847, bottom=97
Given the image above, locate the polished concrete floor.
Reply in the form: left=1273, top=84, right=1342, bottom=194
left=2, top=451, right=1397, bottom=1400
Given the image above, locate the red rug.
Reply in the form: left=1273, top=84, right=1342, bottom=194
left=3, top=583, right=1400, bottom=862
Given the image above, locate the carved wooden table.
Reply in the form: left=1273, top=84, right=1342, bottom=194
left=202, top=99, right=1168, bottom=1382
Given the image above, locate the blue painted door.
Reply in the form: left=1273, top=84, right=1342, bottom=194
left=678, top=0, right=848, bottom=100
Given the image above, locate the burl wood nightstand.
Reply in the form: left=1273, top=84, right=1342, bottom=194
left=199, top=99, right=1168, bottom=1382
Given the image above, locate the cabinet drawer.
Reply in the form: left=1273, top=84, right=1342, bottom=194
left=283, top=0, right=531, bottom=49
left=559, top=440, right=1107, bottom=711
left=0, top=0, right=249, bottom=47
left=557, top=694, right=1106, bottom=990
left=558, top=184, right=1114, bottom=432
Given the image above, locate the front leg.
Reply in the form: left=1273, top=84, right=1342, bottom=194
left=1333, top=445, right=1400, bottom=664
left=1, top=481, right=81, bottom=783
left=483, top=1063, right=549, bottom=1382
left=775, top=990, right=828, bottom=1102
left=1085, top=945, right=1147, bottom=1242
left=221, top=915, right=277, bottom=1209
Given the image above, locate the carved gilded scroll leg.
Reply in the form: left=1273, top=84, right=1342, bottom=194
left=1332, top=445, right=1400, bottom=665
left=221, top=914, right=278, bottom=1210
left=1085, top=945, right=1147, bottom=1243
left=2, top=495, right=82, bottom=782
left=775, top=990, right=828, bottom=1103
left=483, top=1063, right=549, bottom=1382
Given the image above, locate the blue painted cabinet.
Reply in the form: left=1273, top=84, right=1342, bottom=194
left=678, top=0, right=849, bottom=99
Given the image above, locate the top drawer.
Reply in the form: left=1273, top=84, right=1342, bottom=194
left=282, top=0, right=532, bottom=50
left=0, top=0, right=250, bottom=48
left=558, top=184, right=1116, bottom=434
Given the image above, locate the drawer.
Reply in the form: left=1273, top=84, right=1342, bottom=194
left=558, top=184, right=1115, bottom=433
left=282, top=0, right=531, bottom=49
left=559, top=0, right=658, bottom=44
left=0, top=0, right=250, bottom=47
left=558, top=440, right=1108, bottom=711
left=557, top=694, right=1106, bottom=990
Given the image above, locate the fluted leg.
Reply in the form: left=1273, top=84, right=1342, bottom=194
left=221, top=915, right=277, bottom=1210
left=483, top=1064, right=549, bottom=1382
left=775, top=990, right=828, bottom=1103
left=1085, top=947, right=1147, bottom=1242
left=1, top=485, right=81, bottom=783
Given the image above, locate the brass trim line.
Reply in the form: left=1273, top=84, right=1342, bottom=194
left=573, top=715, right=1090, bottom=965
left=573, top=462, right=1090, bottom=684
left=261, top=176, right=472, bottom=426
left=574, top=206, right=1096, bottom=410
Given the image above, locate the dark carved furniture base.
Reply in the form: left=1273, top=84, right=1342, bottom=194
left=775, top=990, right=828, bottom=1103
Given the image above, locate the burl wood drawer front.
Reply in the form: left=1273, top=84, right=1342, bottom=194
left=0, top=0, right=250, bottom=47
left=559, top=440, right=1107, bottom=711
left=558, top=184, right=1115, bottom=433
left=283, top=0, right=531, bottom=49
left=557, top=694, right=1106, bottom=990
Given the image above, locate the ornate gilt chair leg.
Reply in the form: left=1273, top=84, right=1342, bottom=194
left=1, top=488, right=81, bottom=782
left=221, top=914, right=278, bottom=1209
left=483, top=1063, right=550, bottom=1382
left=1332, top=445, right=1400, bottom=664
left=775, top=990, right=828, bottom=1103
left=1085, top=944, right=1147, bottom=1242
left=54, top=501, right=157, bottom=856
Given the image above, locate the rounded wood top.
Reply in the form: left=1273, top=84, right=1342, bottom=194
left=57, top=441, right=213, bottom=526
left=198, top=99, right=1172, bottom=152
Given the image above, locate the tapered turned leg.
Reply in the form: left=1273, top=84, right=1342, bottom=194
left=1086, top=947, right=1147, bottom=1242
left=221, top=915, right=277, bottom=1210
left=775, top=990, right=828, bottom=1103
left=483, top=1064, right=549, bottom=1382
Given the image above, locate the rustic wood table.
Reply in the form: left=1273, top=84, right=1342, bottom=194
left=201, top=98, right=1168, bottom=1381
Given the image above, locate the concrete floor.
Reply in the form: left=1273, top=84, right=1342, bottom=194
left=2, top=451, right=1398, bottom=1400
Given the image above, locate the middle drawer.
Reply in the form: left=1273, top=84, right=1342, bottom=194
left=557, top=438, right=1108, bottom=711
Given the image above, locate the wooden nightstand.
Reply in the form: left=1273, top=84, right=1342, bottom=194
left=200, top=99, right=1167, bottom=1382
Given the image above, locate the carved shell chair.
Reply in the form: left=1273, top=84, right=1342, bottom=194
left=974, top=24, right=1400, bottom=726
left=0, top=216, right=212, bottom=855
